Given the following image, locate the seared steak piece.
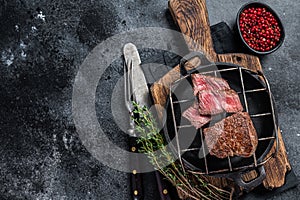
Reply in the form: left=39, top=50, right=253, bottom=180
left=191, top=74, right=243, bottom=115
left=182, top=102, right=211, bottom=129
left=214, top=89, right=243, bottom=113
left=197, top=89, right=243, bottom=115
left=203, top=112, right=258, bottom=159
left=198, top=90, right=223, bottom=115
left=192, top=74, right=230, bottom=95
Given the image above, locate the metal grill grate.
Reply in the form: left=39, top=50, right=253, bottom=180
left=169, top=66, right=279, bottom=174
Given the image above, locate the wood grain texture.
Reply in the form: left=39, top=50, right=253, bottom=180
left=168, top=0, right=217, bottom=58
left=263, top=128, right=292, bottom=189
left=150, top=0, right=291, bottom=195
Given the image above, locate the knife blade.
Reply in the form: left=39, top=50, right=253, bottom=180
left=123, top=43, right=172, bottom=200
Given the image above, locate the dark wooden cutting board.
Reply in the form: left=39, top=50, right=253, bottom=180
left=150, top=0, right=291, bottom=195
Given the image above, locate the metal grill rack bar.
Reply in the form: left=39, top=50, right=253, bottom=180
left=169, top=90, right=186, bottom=173
left=239, top=67, right=249, bottom=113
left=199, top=128, right=209, bottom=174
left=169, top=66, right=279, bottom=175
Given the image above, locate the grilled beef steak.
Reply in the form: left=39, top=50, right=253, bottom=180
left=198, top=90, right=223, bottom=115
left=214, top=89, right=243, bottom=113
left=197, top=89, right=243, bottom=115
left=191, top=74, right=243, bottom=115
left=192, top=74, right=230, bottom=95
left=203, top=112, right=258, bottom=159
left=183, top=74, right=244, bottom=128
left=182, top=102, right=211, bottom=129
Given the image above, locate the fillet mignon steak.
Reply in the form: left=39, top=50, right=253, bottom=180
left=214, top=89, right=243, bottom=113
left=192, top=74, right=243, bottom=115
left=198, top=89, right=243, bottom=115
left=182, top=102, right=211, bottom=129
left=203, top=112, right=258, bottom=159
left=192, top=74, right=230, bottom=96
left=198, top=90, right=223, bottom=115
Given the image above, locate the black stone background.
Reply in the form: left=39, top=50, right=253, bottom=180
left=0, top=0, right=299, bottom=199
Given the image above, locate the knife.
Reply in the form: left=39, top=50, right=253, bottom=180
left=123, top=43, right=172, bottom=200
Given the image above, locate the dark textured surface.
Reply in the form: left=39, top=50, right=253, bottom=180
left=0, top=0, right=299, bottom=199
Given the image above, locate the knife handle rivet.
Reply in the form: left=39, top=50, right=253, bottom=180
left=131, top=147, right=136, bottom=152
left=163, top=189, right=168, bottom=195
left=134, top=190, right=138, bottom=196
left=132, top=169, right=137, bottom=174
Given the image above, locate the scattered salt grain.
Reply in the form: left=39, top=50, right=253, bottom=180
left=36, top=11, right=46, bottom=22
left=1, top=50, right=14, bottom=66
left=21, top=50, right=27, bottom=58
left=20, top=40, right=27, bottom=49
left=53, top=133, right=57, bottom=142
left=268, top=67, right=272, bottom=71
left=297, top=134, right=300, bottom=137
left=5, top=58, right=14, bottom=66
left=31, top=26, right=38, bottom=32
left=63, top=132, right=69, bottom=150
left=15, top=25, right=19, bottom=32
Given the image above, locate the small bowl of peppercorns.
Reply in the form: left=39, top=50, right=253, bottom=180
left=236, top=2, right=285, bottom=55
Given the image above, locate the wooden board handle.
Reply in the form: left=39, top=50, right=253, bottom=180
left=169, top=0, right=217, bottom=59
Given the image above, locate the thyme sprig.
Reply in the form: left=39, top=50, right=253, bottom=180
left=132, top=102, right=232, bottom=200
